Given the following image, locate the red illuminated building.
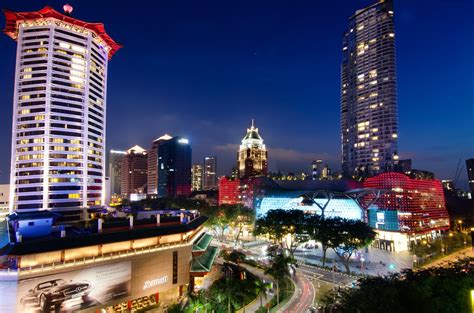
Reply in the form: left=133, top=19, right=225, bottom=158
left=218, top=177, right=241, bottom=205
left=363, top=172, right=450, bottom=251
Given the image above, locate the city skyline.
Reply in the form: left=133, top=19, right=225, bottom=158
left=0, top=1, right=473, bottom=189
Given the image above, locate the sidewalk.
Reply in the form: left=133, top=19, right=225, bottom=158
left=422, top=247, right=473, bottom=268
left=295, top=245, right=413, bottom=276
left=237, top=263, right=276, bottom=313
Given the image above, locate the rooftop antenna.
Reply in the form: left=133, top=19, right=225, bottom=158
left=251, top=118, right=255, bottom=128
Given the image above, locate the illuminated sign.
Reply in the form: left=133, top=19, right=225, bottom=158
left=178, top=138, right=189, bottom=144
left=17, top=261, right=131, bottom=313
left=377, top=212, right=385, bottom=223
left=143, top=276, right=168, bottom=290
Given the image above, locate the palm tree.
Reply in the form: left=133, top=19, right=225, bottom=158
left=254, top=279, right=271, bottom=310
left=211, top=278, right=243, bottom=313
left=264, top=252, right=295, bottom=310
left=185, top=290, right=212, bottom=313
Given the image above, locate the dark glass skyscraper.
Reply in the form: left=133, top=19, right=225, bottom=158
left=121, top=145, right=147, bottom=198
left=157, top=137, right=192, bottom=197
left=341, top=0, right=398, bottom=177
left=466, top=158, right=474, bottom=195
left=108, top=150, right=126, bottom=196
left=203, top=156, right=217, bottom=190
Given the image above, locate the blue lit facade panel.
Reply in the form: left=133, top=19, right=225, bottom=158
left=368, top=208, right=399, bottom=231
left=255, top=191, right=363, bottom=220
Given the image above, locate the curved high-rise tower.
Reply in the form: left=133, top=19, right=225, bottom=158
left=4, top=6, right=121, bottom=218
left=341, top=0, right=398, bottom=177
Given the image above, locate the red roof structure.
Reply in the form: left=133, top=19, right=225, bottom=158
left=3, top=6, right=122, bottom=60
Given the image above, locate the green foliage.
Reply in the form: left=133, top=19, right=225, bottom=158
left=227, top=250, right=246, bottom=264
left=411, top=231, right=471, bottom=261
left=326, top=217, right=376, bottom=273
left=306, top=215, right=341, bottom=267
left=201, top=204, right=254, bottom=240
left=182, top=267, right=261, bottom=312
left=166, top=302, right=183, bottom=313
left=255, top=209, right=309, bottom=255
left=323, top=258, right=474, bottom=313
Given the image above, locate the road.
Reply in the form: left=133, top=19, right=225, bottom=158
left=281, top=271, right=315, bottom=313
left=297, top=264, right=356, bottom=287
left=238, top=263, right=276, bottom=313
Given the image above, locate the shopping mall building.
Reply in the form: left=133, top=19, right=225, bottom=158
left=219, top=172, right=450, bottom=252
left=0, top=210, right=217, bottom=312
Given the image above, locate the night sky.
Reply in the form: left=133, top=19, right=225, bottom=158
left=0, top=1, right=473, bottom=188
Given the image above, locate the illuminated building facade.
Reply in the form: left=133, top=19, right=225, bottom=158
left=121, top=146, right=147, bottom=198
left=0, top=211, right=217, bottom=312
left=157, top=137, right=192, bottom=197
left=0, top=185, right=9, bottom=212
left=218, top=177, right=241, bottom=205
left=147, top=134, right=172, bottom=196
left=311, top=160, right=322, bottom=180
left=237, top=120, right=268, bottom=178
left=363, top=172, right=450, bottom=251
left=341, top=0, right=398, bottom=177
left=203, top=156, right=217, bottom=190
left=4, top=6, right=121, bottom=216
left=255, top=191, right=363, bottom=220
left=466, top=158, right=474, bottom=195
left=108, top=149, right=126, bottom=196
left=191, top=164, right=203, bottom=191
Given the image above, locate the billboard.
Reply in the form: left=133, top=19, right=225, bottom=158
left=17, top=261, right=131, bottom=313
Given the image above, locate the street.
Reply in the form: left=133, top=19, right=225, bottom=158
left=282, top=271, right=315, bottom=313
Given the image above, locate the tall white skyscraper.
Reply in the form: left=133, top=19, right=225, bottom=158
left=341, top=0, right=398, bottom=177
left=4, top=5, right=121, bottom=218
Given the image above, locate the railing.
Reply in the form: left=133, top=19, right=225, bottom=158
left=0, top=226, right=206, bottom=277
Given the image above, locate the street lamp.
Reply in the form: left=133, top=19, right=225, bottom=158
left=471, top=290, right=474, bottom=313
left=471, top=228, right=474, bottom=253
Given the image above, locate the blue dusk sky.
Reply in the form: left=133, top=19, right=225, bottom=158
left=0, top=0, right=473, bottom=188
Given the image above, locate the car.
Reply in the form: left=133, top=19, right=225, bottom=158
left=20, top=278, right=91, bottom=312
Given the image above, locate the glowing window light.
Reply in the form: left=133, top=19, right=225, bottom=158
left=70, top=76, right=84, bottom=83
left=59, top=42, right=70, bottom=49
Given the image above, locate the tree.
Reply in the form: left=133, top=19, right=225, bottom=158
left=254, top=209, right=309, bottom=256
left=327, top=218, right=375, bottom=273
left=264, top=252, right=296, bottom=310
left=323, top=258, right=474, bottom=313
left=185, top=290, right=212, bottom=313
left=229, top=205, right=255, bottom=241
left=306, top=214, right=340, bottom=267
left=201, top=205, right=236, bottom=240
left=227, top=250, right=246, bottom=265
left=167, top=303, right=183, bottom=313
left=253, top=278, right=272, bottom=310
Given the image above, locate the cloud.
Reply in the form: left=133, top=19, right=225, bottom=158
left=268, top=148, right=335, bottom=163
left=214, top=143, right=239, bottom=152
left=213, top=144, right=336, bottom=163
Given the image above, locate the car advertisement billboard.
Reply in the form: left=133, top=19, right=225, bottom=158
left=17, top=261, right=131, bottom=313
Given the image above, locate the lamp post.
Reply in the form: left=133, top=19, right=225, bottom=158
left=471, top=290, right=474, bottom=313
left=471, top=228, right=474, bottom=253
